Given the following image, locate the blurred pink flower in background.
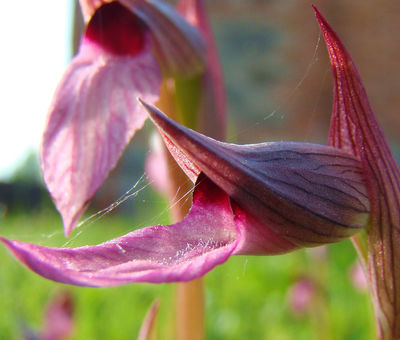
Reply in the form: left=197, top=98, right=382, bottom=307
left=350, top=262, right=368, bottom=292
left=287, top=277, right=316, bottom=316
left=22, top=291, right=74, bottom=340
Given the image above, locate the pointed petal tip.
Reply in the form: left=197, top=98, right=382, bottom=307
left=139, top=101, right=178, bottom=138
left=140, top=101, right=202, bottom=183
left=312, top=6, right=331, bottom=33
left=311, top=5, right=324, bottom=21
left=312, top=6, right=339, bottom=45
left=138, top=100, right=167, bottom=133
left=136, top=97, right=152, bottom=117
left=63, top=223, right=74, bottom=239
left=137, top=98, right=160, bottom=120
left=138, top=99, right=164, bottom=120
left=0, top=237, right=25, bottom=265
left=0, top=236, right=8, bottom=246
left=60, top=205, right=86, bottom=238
left=0, top=236, right=17, bottom=254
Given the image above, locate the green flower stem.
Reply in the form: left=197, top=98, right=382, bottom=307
left=174, top=75, right=202, bottom=130
left=157, top=80, right=205, bottom=340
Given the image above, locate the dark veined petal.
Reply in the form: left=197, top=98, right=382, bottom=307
left=142, top=101, right=370, bottom=247
left=0, top=176, right=238, bottom=287
left=43, top=0, right=207, bottom=236
left=41, top=8, right=161, bottom=236
left=314, top=7, right=400, bottom=337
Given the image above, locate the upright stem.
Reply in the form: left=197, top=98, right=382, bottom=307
left=157, top=81, right=205, bottom=340
left=165, top=143, right=204, bottom=340
left=177, top=279, right=204, bottom=340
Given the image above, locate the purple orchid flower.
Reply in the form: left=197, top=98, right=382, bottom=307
left=0, top=108, right=369, bottom=287
left=41, top=0, right=206, bottom=236
left=314, top=7, right=400, bottom=339
left=0, top=9, right=373, bottom=289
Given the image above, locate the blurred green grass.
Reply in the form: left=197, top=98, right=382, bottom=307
left=0, top=201, right=375, bottom=339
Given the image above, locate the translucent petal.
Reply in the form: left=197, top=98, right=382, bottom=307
left=41, top=38, right=161, bottom=236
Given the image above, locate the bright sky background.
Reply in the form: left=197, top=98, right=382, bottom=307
left=0, top=1, right=72, bottom=181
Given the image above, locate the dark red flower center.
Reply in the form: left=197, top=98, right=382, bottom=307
left=84, top=2, right=146, bottom=56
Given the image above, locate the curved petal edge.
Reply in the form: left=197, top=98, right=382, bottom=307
left=0, top=176, right=238, bottom=287
left=41, top=38, right=161, bottom=236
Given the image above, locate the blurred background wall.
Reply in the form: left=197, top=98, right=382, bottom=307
left=2, top=0, right=400, bottom=216
left=205, top=0, right=400, bottom=150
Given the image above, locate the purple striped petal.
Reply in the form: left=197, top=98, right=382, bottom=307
left=0, top=176, right=238, bottom=287
left=315, top=7, right=400, bottom=337
left=42, top=0, right=208, bottom=236
left=41, top=28, right=161, bottom=236
left=142, top=102, right=370, bottom=247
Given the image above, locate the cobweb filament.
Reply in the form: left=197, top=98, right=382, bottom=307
left=62, top=174, right=151, bottom=247
left=264, top=32, right=322, bottom=120
left=75, top=173, right=149, bottom=229
left=235, top=31, right=322, bottom=139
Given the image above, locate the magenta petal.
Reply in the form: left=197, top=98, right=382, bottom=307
left=232, top=203, right=298, bottom=255
left=0, top=176, right=238, bottom=287
left=41, top=37, right=161, bottom=236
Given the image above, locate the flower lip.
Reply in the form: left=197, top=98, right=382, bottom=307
left=84, top=2, right=146, bottom=56
left=0, top=175, right=239, bottom=286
